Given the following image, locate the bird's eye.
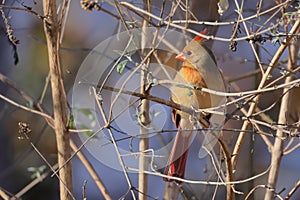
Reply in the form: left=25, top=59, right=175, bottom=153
left=186, top=51, right=192, bottom=55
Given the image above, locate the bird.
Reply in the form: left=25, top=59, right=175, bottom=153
left=163, top=30, right=225, bottom=183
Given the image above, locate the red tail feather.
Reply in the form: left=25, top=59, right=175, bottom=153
left=164, top=127, right=193, bottom=184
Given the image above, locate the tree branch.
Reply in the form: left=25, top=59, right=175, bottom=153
left=264, top=20, right=300, bottom=200
left=42, top=1, right=73, bottom=199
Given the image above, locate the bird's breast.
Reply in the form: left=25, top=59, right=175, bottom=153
left=171, top=65, right=211, bottom=110
left=180, top=66, right=206, bottom=88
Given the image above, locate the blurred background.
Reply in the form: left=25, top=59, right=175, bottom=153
left=0, top=0, right=299, bottom=199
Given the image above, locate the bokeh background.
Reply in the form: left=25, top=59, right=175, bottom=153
left=0, top=0, right=299, bottom=199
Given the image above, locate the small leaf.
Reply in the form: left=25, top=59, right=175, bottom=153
left=76, top=108, right=96, bottom=128
left=69, top=115, right=75, bottom=129
left=27, top=167, right=36, bottom=172
left=267, top=74, right=272, bottom=80
left=233, top=102, right=240, bottom=108
left=125, top=20, right=137, bottom=29
left=78, top=108, right=93, bottom=116
left=152, top=78, right=158, bottom=85
left=117, top=60, right=128, bottom=74
left=280, top=69, right=289, bottom=76
left=218, top=0, right=229, bottom=16
left=27, top=165, right=46, bottom=179
left=147, top=71, right=153, bottom=83
left=27, top=101, right=34, bottom=108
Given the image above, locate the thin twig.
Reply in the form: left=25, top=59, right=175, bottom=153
left=38, top=72, right=51, bottom=105
left=13, top=164, right=59, bottom=199
left=119, top=1, right=289, bottom=42
left=70, top=140, right=112, bottom=200
left=127, top=165, right=271, bottom=185
left=0, top=94, right=53, bottom=123
left=285, top=180, right=300, bottom=200
left=0, top=4, right=44, bottom=19
left=158, top=78, right=300, bottom=98
left=92, top=87, right=136, bottom=200
left=245, top=185, right=268, bottom=200
left=58, top=0, right=71, bottom=44
left=0, top=188, right=9, bottom=200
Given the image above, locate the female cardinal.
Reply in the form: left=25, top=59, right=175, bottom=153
left=164, top=30, right=225, bottom=183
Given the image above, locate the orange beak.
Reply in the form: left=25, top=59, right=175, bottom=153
left=175, top=52, right=186, bottom=61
